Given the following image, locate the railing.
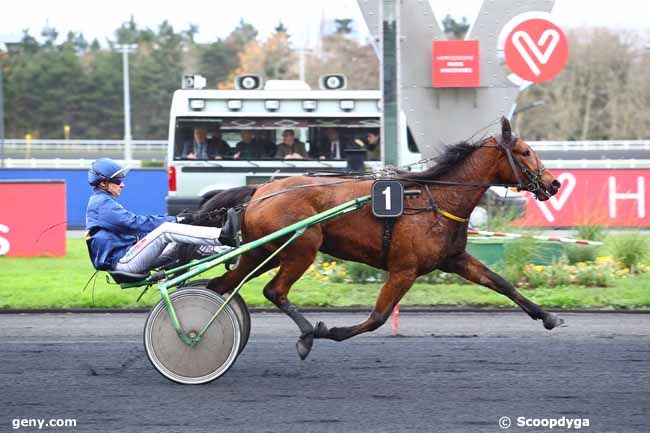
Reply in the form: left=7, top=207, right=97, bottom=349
left=2, top=158, right=144, bottom=168
left=531, top=140, right=650, bottom=151
left=0, top=139, right=167, bottom=162
left=5, top=158, right=650, bottom=169
left=2, top=139, right=167, bottom=149
left=3, top=139, right=650, bottom=169
left=3, top=139, right=650, bottom=151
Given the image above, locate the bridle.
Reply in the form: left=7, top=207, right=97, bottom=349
left=483, top=136, right=551, bottom=200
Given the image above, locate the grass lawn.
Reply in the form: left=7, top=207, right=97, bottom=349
left=0, top=238, right=649, bottom=310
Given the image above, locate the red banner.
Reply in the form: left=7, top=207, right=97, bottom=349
left=514, top=170, right=650, bottom=227
left=0, top=181, right=66, bottom=256
left=432, top=40, right=480, bottom=87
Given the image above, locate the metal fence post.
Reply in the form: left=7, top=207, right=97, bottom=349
left=381, top=0, right=400, bottom=168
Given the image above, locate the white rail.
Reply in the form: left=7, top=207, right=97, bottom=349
left=5, top=159, right=650, bottom=169
left=2, top=139, right=650, bottom=151
left=2, top=139, right=167, bottom=151
left=530, top=140, right=650, bottom=151
left=3, top=159, right=144, bottom=168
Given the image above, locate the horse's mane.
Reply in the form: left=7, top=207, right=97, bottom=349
left=399, top=140, right=481, bottom=181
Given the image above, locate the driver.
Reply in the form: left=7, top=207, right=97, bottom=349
left=85, top=158, right=228, bottom=274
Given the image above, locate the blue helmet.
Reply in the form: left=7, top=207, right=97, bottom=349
left=88, top=158, right=130, bottom=186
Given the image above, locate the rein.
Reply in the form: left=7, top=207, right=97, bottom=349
left=234, top=135, right=548, bottom=224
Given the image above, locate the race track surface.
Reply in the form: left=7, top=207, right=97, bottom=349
left=1, top=312, right=648, bottom=433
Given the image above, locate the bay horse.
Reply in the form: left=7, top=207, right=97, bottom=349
left=202, top=118, right=563, bottom=359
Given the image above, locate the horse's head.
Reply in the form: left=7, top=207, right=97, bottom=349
left=490, top=117, right=560, bottom=201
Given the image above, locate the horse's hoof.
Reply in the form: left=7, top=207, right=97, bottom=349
left=312, top=321, right=329, bottom=338
left=543, top=312, right=565, bottom=330
left=296, top=333, right=314, bottom=360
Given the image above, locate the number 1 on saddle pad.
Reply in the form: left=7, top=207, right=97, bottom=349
left=371, top=180, right=404, bottom=218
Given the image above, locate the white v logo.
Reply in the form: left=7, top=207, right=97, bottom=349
left=512, top=29, right=560, bottom=76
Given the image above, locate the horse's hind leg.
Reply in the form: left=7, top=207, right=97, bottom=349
left=207, top=248, right=279, bottom=295
left=441, top=252, right=564, bottom=329
left=314, top=268, right=417, bottom=342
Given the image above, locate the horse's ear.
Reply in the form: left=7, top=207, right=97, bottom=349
left=501, top=116, right=512, bottom=143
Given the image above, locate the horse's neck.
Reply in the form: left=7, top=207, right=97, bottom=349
left=433, top=147, right=501, bottom=219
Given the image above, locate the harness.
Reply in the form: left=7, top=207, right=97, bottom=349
left=381, top=217, right=396, bottom=267
left=378, top=182, right=468, bottom=266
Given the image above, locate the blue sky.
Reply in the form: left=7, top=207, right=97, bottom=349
left=0, top=0, right=648, bottom=47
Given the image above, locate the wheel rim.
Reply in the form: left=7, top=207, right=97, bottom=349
left=184, top=280, right=251, bottom=354
left=144, top=288, right=241, bottom=384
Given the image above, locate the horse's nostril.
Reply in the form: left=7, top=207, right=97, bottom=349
left=552, top=180, right=561, bottom=188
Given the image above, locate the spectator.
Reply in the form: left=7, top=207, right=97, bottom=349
left=365, top=129, right=381, bottom=160
left=207, top=126, right=233, bottom=159
left=234, top=130, right=271, bottom=159
left=310, top=127, right=342, bottom=160
left=182, top=128, right=211, bottom=160
left=275, top=129, right=307, bottom=159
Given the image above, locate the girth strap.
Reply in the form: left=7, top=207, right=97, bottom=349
left=381, top=217, right=396, bottom=267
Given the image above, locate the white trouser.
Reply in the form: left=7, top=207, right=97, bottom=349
left=114, top=222, right=222, bottom=274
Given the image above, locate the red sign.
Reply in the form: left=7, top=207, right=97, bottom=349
left=432, top=40, right=480, bottom=87
left=0, top=181, right=66, bottom=256
left=504, top=16, right=568, bottom=83
left=514, top=170, right=650, bottom=227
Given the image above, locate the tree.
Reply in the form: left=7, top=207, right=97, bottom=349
left=64, top=31, right=89, bottom=54
left=335, top=18, right=353, bottom=34
left=200, top=21, right=260, bottom=89
left=307, top=29, right=379, bottom=90
left=442, top=15, right=469, bottom=40
left=223, top=25, right=297, bottom=87
left=41, top=26, right=59, bottom=46
left=4, top=28, right=88, bottom=139
left=275, top=22, right=288, bottom=35
left=183, top=24, right=199, bottom=43
left=225, top=20, right=258, bottom=54
left=204, top=20, right=259, bottom=89
left=130, top=21, right=187, bottom=138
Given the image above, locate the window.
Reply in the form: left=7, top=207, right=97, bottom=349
left=173, top=117, right=381, bottom=162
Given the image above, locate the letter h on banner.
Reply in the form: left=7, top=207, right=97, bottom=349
left=608, top=176, right=646, bottom=218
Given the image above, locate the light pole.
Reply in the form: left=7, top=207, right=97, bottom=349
left=116, top=44, right=137, bottom=161
left=0, top=55, right=5, bottom=168
left=294, top=47, right=313, bottom=82
left=512, top=100, right=545, bottom=118
left=0, top=37, right=21, bottom=168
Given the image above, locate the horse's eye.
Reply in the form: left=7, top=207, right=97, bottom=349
left=522, top=150, right=531, bottom=157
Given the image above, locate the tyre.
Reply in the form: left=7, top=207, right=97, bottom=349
left=144, top=288, right=241, bottom=385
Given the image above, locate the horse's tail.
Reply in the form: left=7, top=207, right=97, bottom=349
left=201, top=185, right=257, bottom=212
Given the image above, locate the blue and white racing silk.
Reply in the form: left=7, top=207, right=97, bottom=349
left=85, top=189, right=174, bottom=270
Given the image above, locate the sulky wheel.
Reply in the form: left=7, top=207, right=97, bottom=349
left=184, top=279, right=251, bottom=355
left=144, top=288, right=241, bottom=385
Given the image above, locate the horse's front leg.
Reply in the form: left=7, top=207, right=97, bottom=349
left=314, top=268, right=417, bottom=342
left=440, top=252, right=564, bottom=329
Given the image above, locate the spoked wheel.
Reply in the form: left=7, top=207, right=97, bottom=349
left=144, top=288, right=241, bottom=385
left=185, top=279, right=251, bottom=355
